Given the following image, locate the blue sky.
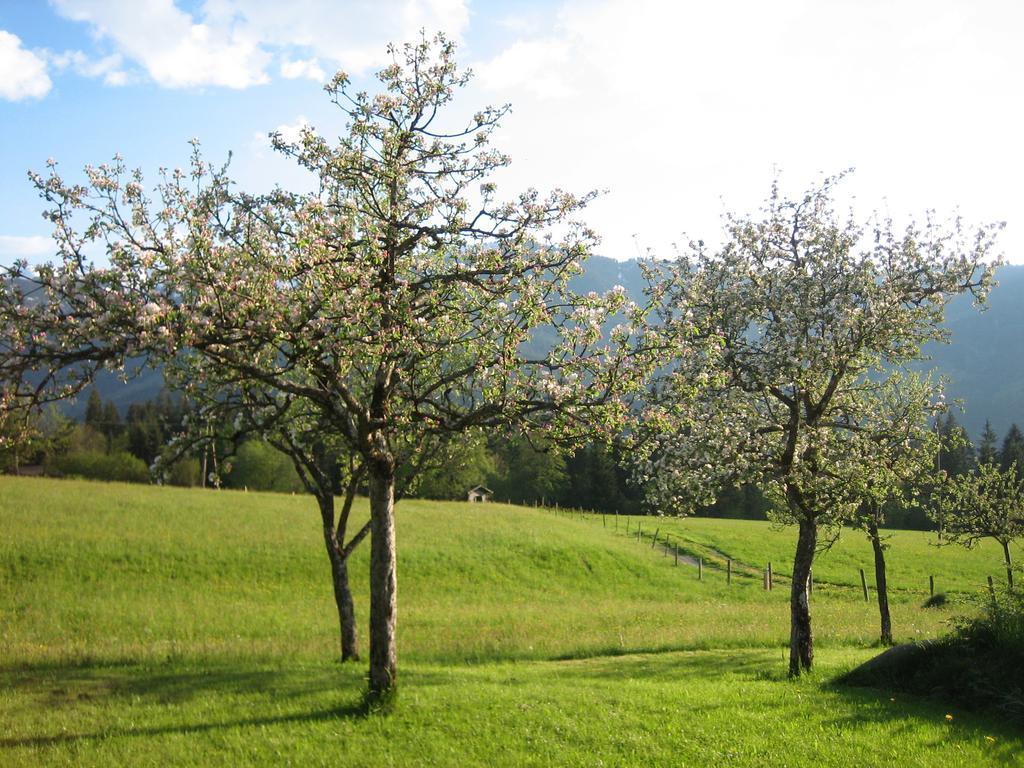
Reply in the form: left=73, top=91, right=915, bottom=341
left=2, top=0, right=1022, bottom=264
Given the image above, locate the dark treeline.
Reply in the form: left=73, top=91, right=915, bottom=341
left=8, top=391, right=649, bottom=507
left=417, top=413, right=1024, bottom=526
left=413, top=435, right=646, bottom=515
left=415, top=435, right=770, bottom=520
left=57, top=388, right=306, bottom=491
left=1, top=388, right=203, bottom=485
left=9, top=388, right=1024, bottom=532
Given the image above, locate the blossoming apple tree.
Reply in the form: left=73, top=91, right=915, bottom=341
left=846, top=372, right=944, bottom=646
left=933, top=460, right=1024, bottom=590
left=0, top=35, right=650, bottom=699
left=635, top=175, right=1001, bottom=675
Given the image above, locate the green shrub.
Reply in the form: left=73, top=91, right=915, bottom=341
left=841, top=590, right=1024, bottom=725
left=166, top=457, right=202, bottom=487
left=54, top=450, right=150, bottom=483
left=953, top=590, right=1024, bottom=659
left=941, top=591, right=1024, bottom=722
left=225, top=440, right=304, bottom=493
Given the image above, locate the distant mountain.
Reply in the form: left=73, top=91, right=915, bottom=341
left=19, top=256, right=1024, bottom=438
left=916, top=264, right=1024, bottom=438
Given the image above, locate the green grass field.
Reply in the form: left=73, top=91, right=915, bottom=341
left=2, top=477, right=1021, bottom=766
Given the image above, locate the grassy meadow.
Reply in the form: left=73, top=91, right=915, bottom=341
left=642, top=514, right=1021, bottom=596
left=2, top=476, right=1021, bottom=766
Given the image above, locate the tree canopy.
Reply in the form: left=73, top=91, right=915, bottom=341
left=934, top=461, right=1024, bottom=589
left=0, top=34, right=650, bottom=698
left=634, top=174, right=1001, bottom=674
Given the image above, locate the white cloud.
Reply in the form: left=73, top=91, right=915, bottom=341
left=0, top=31, right=51, bottom=100
left=477, top=39, right=573, bottom=100
left=207, top=0, right=470, bottom=73
left=51, top=0, right=271, bottom=89
left=280, top=57, right=325, bottom=82
left=50, top=0, right=471, bottom=90
left=104, top=69, right=130, bottom=87
left=47, top=50, right=130, bottom=86
left=0, top=235, right=54, bottom=258
left=250, top=115, right=311, bottom=157
left=472, top=0, right=1024, bottom=262
left=274, top=115, right=311, bottom=145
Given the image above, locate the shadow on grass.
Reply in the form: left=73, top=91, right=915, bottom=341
left=822, top=682, right=1023, bottom=763
left=543, top=647, right=1024, bottom=753
left=546, top=638, right=787, bottom=664
left=0, top=665, right=352, bottom=704
left=545, top=647, right=783, bottom=684
left=0, top=703, right=368, bottom=750
left=0, top=661, right=405, bottom=750
left=5, top=650, right=1022, bottom=760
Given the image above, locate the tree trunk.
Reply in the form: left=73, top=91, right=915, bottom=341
left=868, top=520, right=893, bottom=646
left=1002, top=539, right=1014, bottom=591
left=367, top=464, right=398, bottom=699
left=334, top=558, right=359, bottom=662
left=789, top=516, right=817, bottom=676
left=317, top=493, right=360, bottom=662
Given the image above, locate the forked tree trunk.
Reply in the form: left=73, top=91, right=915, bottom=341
left=368, top=464, right=398, bottom=699
left=1002, top=539, right=1014, bottom=591
left=868, top=520, right=893, bottom=646
left=317, top=493, right=360, bottom=662
left=789, top=516, right=817, bottom=676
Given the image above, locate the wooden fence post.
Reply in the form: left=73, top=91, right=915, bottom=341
left=767, top=562, right=773, bottom=591
left=651, top=528, right=660, bottom=549
left=930, top=575, right=935, bottom=597
left=727, top=559, right=732, bottom=585
left=699, top=557, right=703, bottom=581
left=860, top=568, right=869, bottom=602
left=674, top=547, right=679, bottom=567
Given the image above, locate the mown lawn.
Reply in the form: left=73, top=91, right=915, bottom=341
left=3, top=649, right=1019, bottom=767
left=2, top=477, right=1020, bottom=766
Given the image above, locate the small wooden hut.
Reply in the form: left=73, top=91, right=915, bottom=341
left=467, top=485, right=493, bottom=503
